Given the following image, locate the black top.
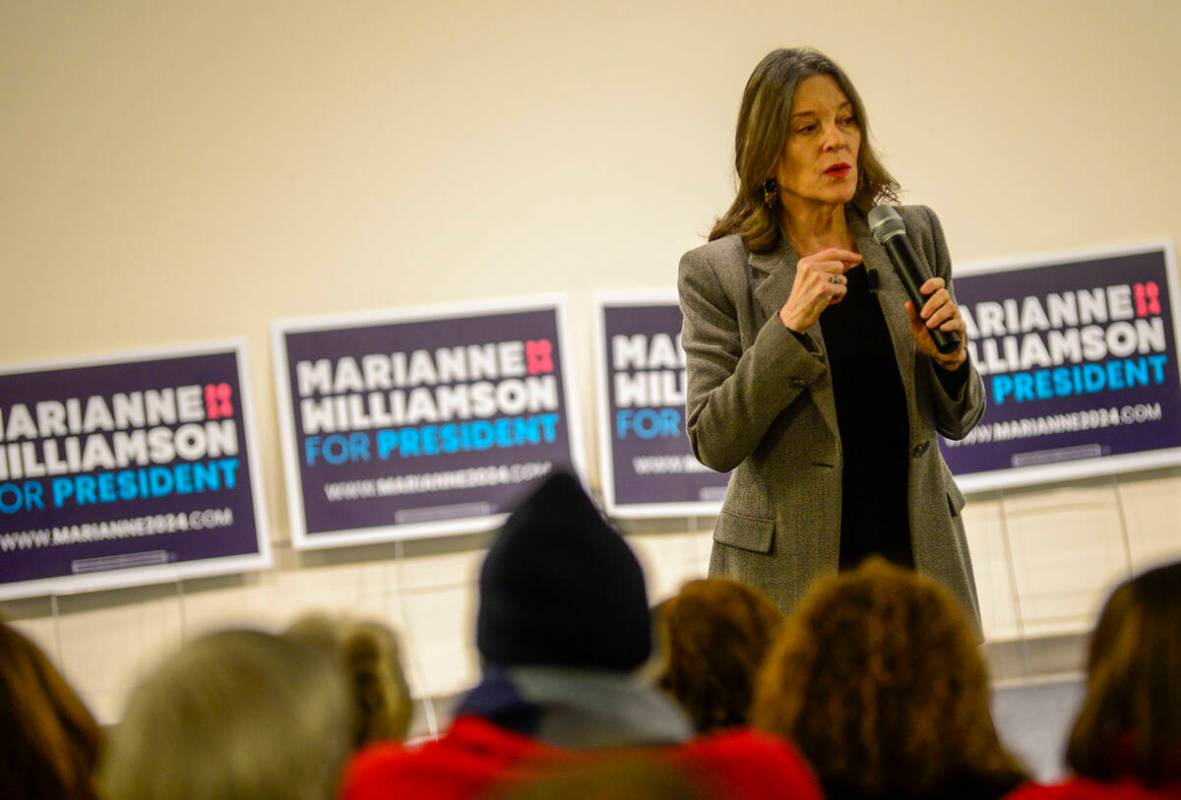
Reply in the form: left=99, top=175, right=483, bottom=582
left=819, top=264, right=914, bottom=569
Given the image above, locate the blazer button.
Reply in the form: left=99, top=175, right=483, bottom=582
left=912, top=441, right=930, bottom=457
left=789, top=377, right=806, bottom=387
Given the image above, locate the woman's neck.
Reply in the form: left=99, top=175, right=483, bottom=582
left=781, top=200, right=853, bottom=256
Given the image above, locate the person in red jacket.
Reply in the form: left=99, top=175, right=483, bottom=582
left=1007, top=561, right=1181, bottom=800
left=341, top=472, right=821, bottom=800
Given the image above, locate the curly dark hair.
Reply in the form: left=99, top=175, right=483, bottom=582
left=710, top=47, right=899, bottom=253
left=751, top=558, right=1026, bottom=796
left=1066, top=560, right=1181, bottom=786
left=656, top=578, right=783, bottom=733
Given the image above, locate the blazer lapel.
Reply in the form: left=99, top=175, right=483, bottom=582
left=749, top=244, right=796, bottom=333
left=748, top=240, right=839, bottom=438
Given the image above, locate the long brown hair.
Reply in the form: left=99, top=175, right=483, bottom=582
left=751, top=558, right=1026, bottom=796
left=710, top=48, right=899, bottom=253
left=1066, top=561, right=1181, bottom=786
left=0, top=619, right=102, bottom=800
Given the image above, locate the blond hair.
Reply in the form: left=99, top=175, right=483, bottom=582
left=101, top=629, right=352, bottom=800
left=285, top=613, right=413, bottom=746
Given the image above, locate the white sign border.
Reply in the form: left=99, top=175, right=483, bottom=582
left=272, top=294, right=587, bottom=550
left=947, top=239, right=1181, bottom=494
left=592, top=290, right=727, bottom=519
left=0, top=339, right=273, bottom=601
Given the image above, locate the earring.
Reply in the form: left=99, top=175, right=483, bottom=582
left=762, top=179, right=777, bottom=208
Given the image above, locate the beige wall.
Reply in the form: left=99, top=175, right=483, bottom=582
left=3, top=1, right=1180, bottom=722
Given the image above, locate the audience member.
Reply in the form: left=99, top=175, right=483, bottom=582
left=100, top=629, right=353, bottom=800
left=1008, top=561, right=1181, bottom=800
left=655, top=577, right=783, bottom=733
left=286, top=613, right=413, bottom=746
left=752, top=557, right=1029, bottom=800
left=342, top=472, right=821, bottom=800
left=0, top=619, right=102, bottom=800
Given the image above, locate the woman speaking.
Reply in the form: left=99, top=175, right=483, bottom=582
left=678, top=48, right=985, bottom=623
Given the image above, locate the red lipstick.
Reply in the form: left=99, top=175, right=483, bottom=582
left=825, top=163, right=852, bottom=179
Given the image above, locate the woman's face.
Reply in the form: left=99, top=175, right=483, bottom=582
left=775, top=74, right=861, bottom=210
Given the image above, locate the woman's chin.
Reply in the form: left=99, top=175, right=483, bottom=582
left=834, top=185, right=858, bottom=205
left=809, top=184, right=857, bottom=207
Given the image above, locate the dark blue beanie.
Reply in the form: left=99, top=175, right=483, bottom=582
left=476, top=472, right=651, bottom=672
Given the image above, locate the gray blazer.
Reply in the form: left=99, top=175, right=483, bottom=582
left=677, top=205, right=985, bottom=625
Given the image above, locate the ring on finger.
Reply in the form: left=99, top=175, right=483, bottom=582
left=829, top=275, right=842, bottom=285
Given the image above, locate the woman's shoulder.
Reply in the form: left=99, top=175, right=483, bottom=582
left=680, top=233, right=749, bottom=273
left=879, top=204, right=950, bottom=272
left=891, top=204, right=943, bottom=236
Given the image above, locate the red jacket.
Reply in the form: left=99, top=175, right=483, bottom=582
left=341, top=716, right=821, bottom=800
left=675, top=726, right=823, bottom=800
left=342, top=717, right=559, bottom=800
left=1007, top=778, right=1181, bottom=800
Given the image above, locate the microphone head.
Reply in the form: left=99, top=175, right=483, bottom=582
left=868, top=205, right=906, bottom=244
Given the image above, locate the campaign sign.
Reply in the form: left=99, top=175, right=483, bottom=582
left=940, top=243, right=1181, bottom=492
left=0, top=343, right=271, bottom=600
left=274, top=297, right=585, bottom=548
left=593, top=292, right=730, bottom=518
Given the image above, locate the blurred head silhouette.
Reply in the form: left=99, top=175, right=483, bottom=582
left=101, top=629, right=352, bottom=800
left=752, top=558, right=1025, bottom=797
left=655, top=578, right=783, bottom=733
left=286, top=613, right=413, bottom=747
left=476, top=472, right=651, bottom=673
left=0, top=619, right=102, bottom=800
left=1066, top=560, right=1181, bottom=786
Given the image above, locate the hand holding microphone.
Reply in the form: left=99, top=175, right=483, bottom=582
left=868, top=206, right=967, bottom=369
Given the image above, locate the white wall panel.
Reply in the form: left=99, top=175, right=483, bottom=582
left=2, top=0, right=1179, bottom=722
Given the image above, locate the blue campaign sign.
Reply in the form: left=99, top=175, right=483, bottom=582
left=940, top=243, right=1181, bottom=492
left=273, top=297, right=585, bottom=548
left=0, top=342, right=271, bottom=600
left=593, top=292, right=729, bottom=518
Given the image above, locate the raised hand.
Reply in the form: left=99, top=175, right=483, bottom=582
left=778, top=248, right=863, bottom=333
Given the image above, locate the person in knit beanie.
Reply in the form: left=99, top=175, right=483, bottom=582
left=341, top=472, right=821, bottom=800
left=461, top=471, right=686, bottom=749
left=476, top=471, right=651, bottom=674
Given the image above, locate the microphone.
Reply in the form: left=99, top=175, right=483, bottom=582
left=867, top=205, right=961, bottom=355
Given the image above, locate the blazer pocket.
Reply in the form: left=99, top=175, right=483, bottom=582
left=945, top=483, right=967, bottom=516
left=713, top=510, right=774, bottom=554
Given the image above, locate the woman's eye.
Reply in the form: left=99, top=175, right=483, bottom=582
left=840, top=116, right=858, bottom=127
left=797, top=124, right=817, bottom=134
